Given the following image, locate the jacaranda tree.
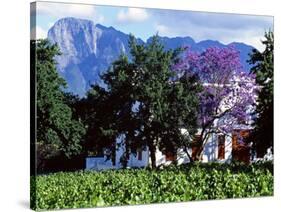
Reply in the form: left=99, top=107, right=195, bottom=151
left=174, top=46, right=258, bottom=160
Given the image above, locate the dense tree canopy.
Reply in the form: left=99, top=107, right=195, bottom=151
left=84, top=35, right=201, bottom=168
left=34, top=39, right=85, bottom=164
left=248, top=31, right=274, bottom=157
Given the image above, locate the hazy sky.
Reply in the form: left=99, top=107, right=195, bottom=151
left=31, top=1, right=273, bottom=51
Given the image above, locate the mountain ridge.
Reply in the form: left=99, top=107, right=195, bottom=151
left=48, top=17, right=255, bottom=96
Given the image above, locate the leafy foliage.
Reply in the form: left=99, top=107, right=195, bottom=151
left=31, top=162, right=273, bottom=210
left=33, top=39, right=85, bottom=166
left=83, top=35, right=201, bottom=167
left=174, top=46, right=258, bottom=160
left=248, top=31, right=274, bottom=157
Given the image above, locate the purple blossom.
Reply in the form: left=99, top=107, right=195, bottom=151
left=174, top=46, right=258, bottom=143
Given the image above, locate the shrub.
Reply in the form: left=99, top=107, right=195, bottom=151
left=31, top=162, right=273, bottom=210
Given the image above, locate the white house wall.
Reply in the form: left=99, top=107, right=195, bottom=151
left=115, top=136, right=125, bottom=168
left=86, top=132, right=232, bottom=170
left=152, top=133, right=232, bottom=166
left=224, top=134, right=232, bottom=162
left=109, top=135, right=149, bottom=169
left=85, top=157, right=114, bottom=170
left=153, top=148, right=192, bottom=167
left=127, top=149, right=149, bottom=168
left=177, top=148, right=192, bottom=164
left=202, top=133, right=217, bottom=162
left=201, top=133, right=232, bottom=163
left=155, top=148, right=168, bottom=166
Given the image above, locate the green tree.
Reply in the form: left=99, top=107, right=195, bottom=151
left=83, top=55, right=140, bottom=168
left=33, top=39, right=85, bottom=164
left=128, top=36, right=201, bottom=167
left=248, top=31, right=274, bottom=157
left=85, top=35, right=201, bottom=168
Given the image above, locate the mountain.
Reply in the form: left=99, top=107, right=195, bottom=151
left=48, top=18, right=132, bottom=95
left=228, top=42, right=254, bottom=71
left=48, top=17, right=255, bottom=96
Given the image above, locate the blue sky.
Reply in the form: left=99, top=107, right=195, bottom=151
left=31, top=1, right=273, bottom=51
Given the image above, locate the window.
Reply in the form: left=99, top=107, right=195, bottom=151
left=232, top=130, right=251, bottom=164
left=137, top=149, right=142, bottom=161
left=192, top=146, right=200, bottom=161
left=165, top=151, right=176, bottom=161
left=192, top=135, right=201, bottom=161
left=218, top=135, right=225, bottom=160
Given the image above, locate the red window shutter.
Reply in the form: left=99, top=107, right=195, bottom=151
left=166, top=152, right=176, bottom=161
left=218, top=135, right=225, bottom=159
left=232, top=130, right=250, bottom=164
left=192, top=135, right=201, bottom=161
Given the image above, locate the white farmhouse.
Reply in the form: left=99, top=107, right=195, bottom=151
left=86, top=77, right=257, bottom=170
left=85, top=128, right=253, bottom=170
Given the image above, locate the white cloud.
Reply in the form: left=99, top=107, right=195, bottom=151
left=35, top=2, right=104, bottom=23
left=184, top=23, right=268, bottom=51
left=30, top=26, right=47, bottom=40
left=97, top=15, right=105, bottom=24
left=37, top=3, right=94, bottom=18
left=240, top=36, right=265, bottom=51
left=155, top=24, right=170, bottom=35
left=117, top=8, right=149, bottom=23
left=151, top=10, right=273, bottom=51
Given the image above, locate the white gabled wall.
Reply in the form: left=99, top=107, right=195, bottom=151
left=86, top=131, right=233, bottom=170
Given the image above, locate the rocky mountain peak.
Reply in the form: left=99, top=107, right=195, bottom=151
left=47, top=17, right=254, bottom=97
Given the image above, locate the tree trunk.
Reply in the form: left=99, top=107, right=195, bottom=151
left=120, top=138, right=130, bottom=168
left=194, top=133, right=211, bottom=161
left=184, top=146, right=194, bottom=163
left=111, top=142, right=116, bottom=166
left=148, top=143, right=156, bottom=169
